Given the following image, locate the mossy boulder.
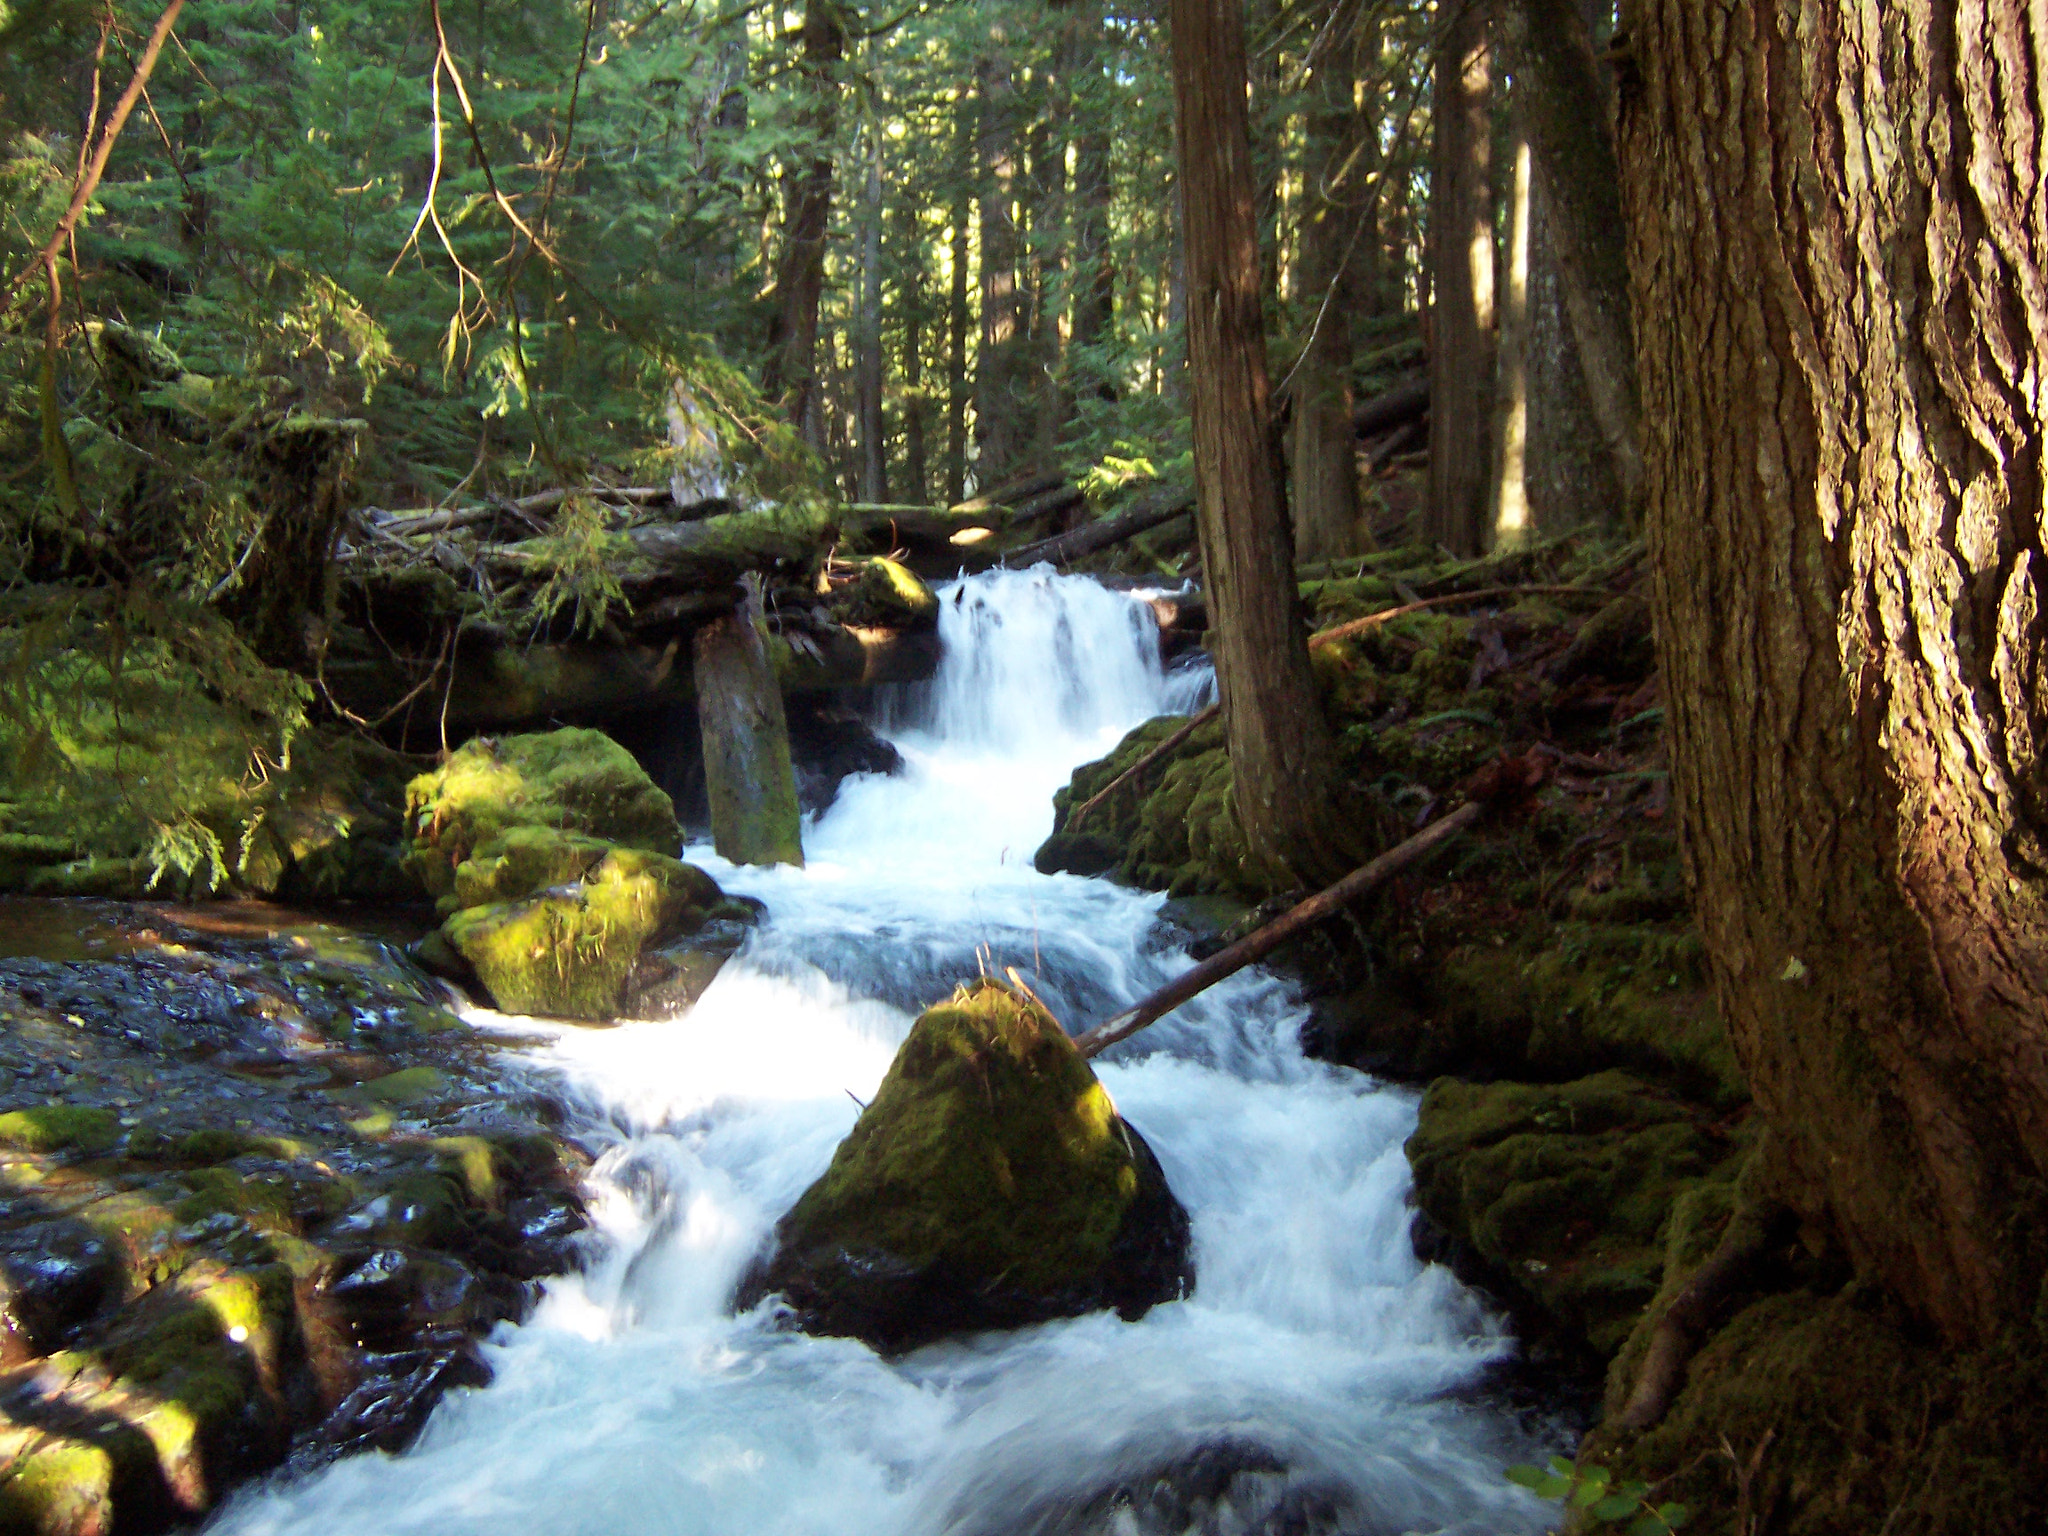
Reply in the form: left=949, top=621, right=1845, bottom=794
left=1406, top=1072, right=1739, bottom=1357
left=737, top=980, right=1192, bottom=1352
left=441, top=846, right=722, bottom=1019
left=402, top=728, right=680, bottom=899
left=828, top=557, right=940, bottom=630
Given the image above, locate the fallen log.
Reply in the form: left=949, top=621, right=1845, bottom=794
left=950, top=471, right=1069, bottom=514
left=1364, top=414, right=1428, bottom=473
left=1074, top=800, right=1486, bottom=1058
left=1003, top=489, right=1196, bottom=570
left=1353, top=375, right=1429, bottom=439
left=365, top=485, right=673, bottom=539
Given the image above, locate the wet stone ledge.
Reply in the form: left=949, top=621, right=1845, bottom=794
left=0, top=903, right=590, bottom=1536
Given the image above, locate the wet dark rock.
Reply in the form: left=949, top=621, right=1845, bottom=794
left=1032, top=831, right=1121, bottom=879
left=737, top=981, right=1192, bottom=1353
left=618, top=915, right=756, bottom=1020
left=0, top=904, right=590, bottom=1536
left=0, top=1223, right=118, bottom=1362
left=302, top=1340, right=494, bottom=1463
left=785, top=699, right=904, bottom=815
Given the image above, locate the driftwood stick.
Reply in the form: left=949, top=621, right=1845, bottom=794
left=1068, top=703, right=1219, bottom=830
left=1618, top=1203, right=1789, bottom=1432
left=1074, top=800, right=1486, bottom=1058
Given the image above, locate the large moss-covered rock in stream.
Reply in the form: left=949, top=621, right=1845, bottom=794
left=402, top=728, right=681, bottom=901
left=1405, top=1072, right=1744, bottom=1358
left=440, top=845, right=725, bottom=1019
left=737, top=980, right=1192, bottom=1352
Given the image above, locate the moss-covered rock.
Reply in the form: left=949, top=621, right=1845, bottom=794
left=441, top=846, right=720, bottom=1018
left=1406, top=1073, right=1743, bottom=1358
left=827, top=557, right=939, bottom=630
left=402, top=728, right=680, bottom=899
left=737, top=980, right=1192, bottom=1352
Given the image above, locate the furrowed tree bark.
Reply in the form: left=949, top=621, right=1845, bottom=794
left=762, top=0, right=845, bottom=450
left=1167, top=0, right=1366, bottom=890
left=1505, top=0, right=1640, bottom=522
left=1619, top=0, right=2048, bottom=1343
left=1425, top=0, right=1495, bottom=557
left=1288, top=0, right=1363, bottom=565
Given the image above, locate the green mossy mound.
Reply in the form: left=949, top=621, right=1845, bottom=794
left=737, top=980, right=1192, bottom=1352
left=402, top=728, right=680, bottom=899
left=828, top=557, right=939, bottom=630
left=1406, top=1072, right=1746, bottom=1358
left=441, top=845, right=724, bottom=1019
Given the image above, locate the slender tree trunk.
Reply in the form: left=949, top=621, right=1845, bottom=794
left=1069, top=0, right=1117, bottom=405
left=1425, top=1, right=1494, bottom=556
left=946, top=90, right=973, bottom=505
left=1288, top=0, right=1363, bottom=565
left=762, top=0, right=845, bottom=450
left=1488, top=132, right=1532, bottom=549
left=855, top=119, right=888, bottom=505
left=898, top=200, right=931, bottom=506
left=1168, top=0, right=1363, bottom=889
left=1505, top=0, right=1639, bottom=520
left=1619, top=0, right=2048, bottom=1344
left=975, top=43, right=1028, bottom=488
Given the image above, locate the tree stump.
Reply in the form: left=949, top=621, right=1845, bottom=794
left=693, top=575, right=804, bottom=868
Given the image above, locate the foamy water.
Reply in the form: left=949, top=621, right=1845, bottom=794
left=208, top=567, right=1553, bottom=1536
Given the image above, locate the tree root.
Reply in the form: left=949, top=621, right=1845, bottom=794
left=1619, top=1202, right=1793, bottom=1432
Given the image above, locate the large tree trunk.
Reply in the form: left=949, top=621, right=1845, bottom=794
left=1068, top=0, right=1117, bottom=406
left=1168, top=0, right=1363, bottom=889
left=762, top=0, right=845, bottom=450
left=1505, top=0, right=1640, bottom=522
left=1618, top=0, right=2048, bottom=1343
left=1425, top=1, right=1494, bottom=557
left=1488, top=131, right=1532, bottom=549
left=1287, top=0, right=1363, bottom=566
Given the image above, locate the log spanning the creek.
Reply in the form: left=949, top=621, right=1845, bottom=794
left=694, top=576, right=805, bottom=868
left=1072, top=801, right=1486, bottom=1059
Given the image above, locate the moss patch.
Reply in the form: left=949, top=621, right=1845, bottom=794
left=403, top=727, right=680, bottom=898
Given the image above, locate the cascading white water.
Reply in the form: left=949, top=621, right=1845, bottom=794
left=209, top=566, right=1556, bottom=1536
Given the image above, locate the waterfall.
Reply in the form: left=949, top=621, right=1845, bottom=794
left=208, top=571, right=1554, bottom=1536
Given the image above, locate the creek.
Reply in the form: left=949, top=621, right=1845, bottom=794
left=206, top=569, right=1554, bottom=1536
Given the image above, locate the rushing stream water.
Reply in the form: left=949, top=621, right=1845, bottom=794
left=209, top=569, right=1554, bottom=1536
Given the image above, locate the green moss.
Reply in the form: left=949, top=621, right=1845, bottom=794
left=0, top=1436, right=114, bottom=1536
left=346, top=1065, right=450, bottom=1106
left=441, top=845, right=714, bottom=1018
left=403, top=727, right=680, bottom=896
left=452, top=825, right=614, bottom=909
left=1407, top=1073, right=1735, bottom=1356
left=0, top=1104, right=119, bottom=1153
left=830, top=556, right=939, bottom=629
left=780, top=981, right=1142, bottom=1293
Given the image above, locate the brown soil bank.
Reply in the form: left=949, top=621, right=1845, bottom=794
left=1043, top=535, right=2048, bottom=1535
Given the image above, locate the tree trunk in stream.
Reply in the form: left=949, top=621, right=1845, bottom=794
left=1425, top=0, right=1494, bottom=557
left=1618, top=0, right=2048, bottom=1344
left=694, top=576, right=804, bottom=869
left=1167, top=0, right=1365, bottom=890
